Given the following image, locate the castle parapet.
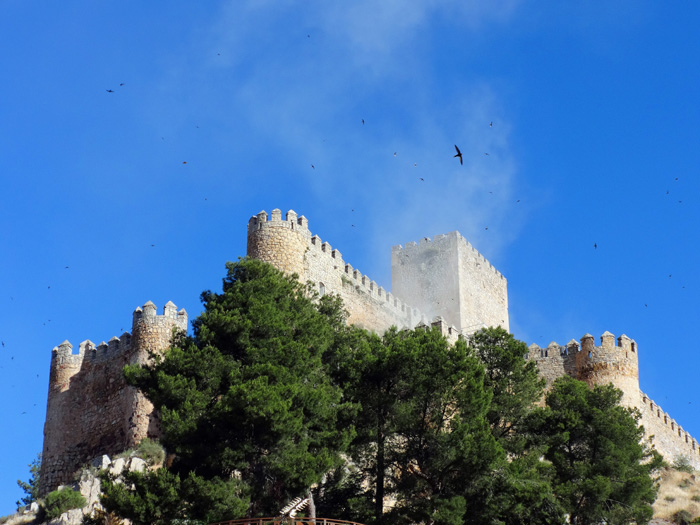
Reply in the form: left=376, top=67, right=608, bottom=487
left=638, top=391, right=700, bottom=469
left=40, top=299, right=186, bottom=497
left=248, top=209, right=436, bottom=334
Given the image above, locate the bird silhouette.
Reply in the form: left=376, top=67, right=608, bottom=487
left=419, top=178, right=424, bottom=181
left=120, top=83, right=125, bottom=86
left=311, top=164, right=315, bottom=169
left=484, top=152, right=489, bottom=156
left=106, top=89, right=114, bottom=93
left=594, top=243, right=597, bottom=249
left=490, top=121, right=493, bottom=127
left=453, top=145, right=463, bottom=165
left=362, top=119, right=365, bottom=125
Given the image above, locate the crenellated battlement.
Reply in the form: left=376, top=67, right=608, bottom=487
left=248, top=208, right=310, bottom=235
left=528, top=330, right=697, bottom=468
left=40, top=300, right=187, bottom=497
left=639, top=391, right=700, bottom=466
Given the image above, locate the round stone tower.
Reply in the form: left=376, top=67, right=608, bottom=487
left=576, top=331, right=640, bottom=409
left=246, top=209, right=311, bottom=278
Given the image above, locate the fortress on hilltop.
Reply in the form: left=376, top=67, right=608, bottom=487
left=39, top=208, right=699, bottom=496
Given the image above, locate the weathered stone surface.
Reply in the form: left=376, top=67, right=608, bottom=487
left=129, top=457, right=146, bottom=473
left=110, top=456, right=126, bottom=476
left=39, top=304, right=187, bottom=496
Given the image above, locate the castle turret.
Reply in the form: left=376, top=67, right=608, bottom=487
left=575, top=331, right=640, bottom=409
left=39, top=301, right=187, bottom=497
left=247, top=209, right=311, bottom=278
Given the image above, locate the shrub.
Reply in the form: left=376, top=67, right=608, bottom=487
left=692, top=495, right=700, bottom=502
left=674, top=456, right=695, bottom=474
left=672, top=509, right=693, bottom=524
left=135, top=438, right=165, bottom=466
left=43, top=487, right=87, bottom=519
left=666, top=496, right=677, bottom=502
left=680, top=478, right=694, bottom=489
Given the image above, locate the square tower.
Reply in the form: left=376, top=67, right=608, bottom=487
left=391, top=231, right=509, bottom=334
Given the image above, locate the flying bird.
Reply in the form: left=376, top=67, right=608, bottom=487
left=393, top=152, right=397, bottom=157
left=419, top=178, right=424, bottom=181
left=453, top=145, right=463, bottom=165
left=594, top=243, right=597, bottom=249
left=490, top=121, right=493, bottom=127
left=120, top=83, right=125, bottom=86
left=106, top=89, right=114, bottom=93
left=484, top=152, right=490, bottom=156
left=362, top=119, right=365, bottom=125
left=311, top=164, right=315, bottom=169
left=182, top=161, right=187, bottom=164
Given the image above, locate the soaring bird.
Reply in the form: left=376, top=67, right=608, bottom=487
left=106, top=89, right=114, bottom=93
left=453, top=145, right=463, bottom=165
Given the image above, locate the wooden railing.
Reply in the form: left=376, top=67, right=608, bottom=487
left=211, top=518, right=366, bottom=525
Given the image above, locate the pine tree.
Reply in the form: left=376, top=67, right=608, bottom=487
left=528, top=376, right=663, bottom=525
left=16, top=453, right=41, bottom=508
left=107, top=259, right=354, bottom=522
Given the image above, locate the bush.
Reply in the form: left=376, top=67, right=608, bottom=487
left=43, top=487, right=87, bottom=519
left=674, top=456, right=695, bottom=473
left=673, top=509, right=693, bottom=524
left=135, top=438, right=165, bottom=466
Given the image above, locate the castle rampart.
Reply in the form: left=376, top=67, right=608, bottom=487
left=247, top=209, right=442, bottom=333
left=40, top=208, right=699, bottom=497
left=39, top=301, right=187, bottom=497
left=247, top=210, right=502, bottom=335
left=639, top=392, right=700, bottom=467
left=528, top=331, right=699, bottom=469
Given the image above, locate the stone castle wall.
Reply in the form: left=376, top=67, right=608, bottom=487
left=638, top=392, right=700, bottom=467
left=247, top=209, right=504, bottom=336
left=39, top=207, right=699, bottom=496
left=247, top=209, right=445, bottom=334
left=39, top=301, right=187, bottom=496
left=529, top=332, right=700, bottom=469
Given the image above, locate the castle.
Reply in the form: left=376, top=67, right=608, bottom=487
left=38, top=208, right=699, bottom=496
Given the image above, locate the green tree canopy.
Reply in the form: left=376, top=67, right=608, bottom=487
left=326, top=326, right=503, bottom=525
left=105, top=259, right=354, bottom=522
left=16, top=453, right=41, bottom=508
left=528, top=376, right=663, bottom=525
left=469, top=327, right=545, bottom=454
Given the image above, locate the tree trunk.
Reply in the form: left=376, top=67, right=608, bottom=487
left=308, top=488, right=316, bottom=520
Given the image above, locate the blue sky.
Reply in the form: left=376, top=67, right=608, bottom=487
left=1, top=1, right=699, bottom=513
